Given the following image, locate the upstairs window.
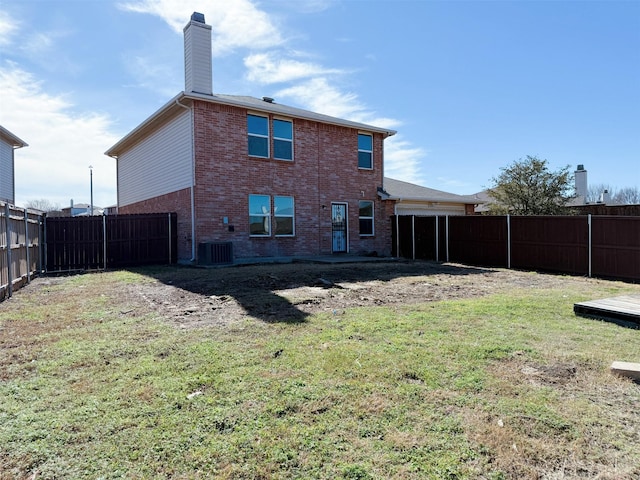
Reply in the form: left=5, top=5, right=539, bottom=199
left=249, top=194, right=270, bottom=236
left=359, top=200, right=374, bottom=236
left=358, top=133, right=373, bottom=169
left=274, top=196, right=295, bottom=236
left=273, top=119, right=293, bottom=161
left=248, top=114, right=269, bottom=158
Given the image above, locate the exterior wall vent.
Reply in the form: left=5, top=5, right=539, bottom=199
left=198, top=242, right=233, bottom=265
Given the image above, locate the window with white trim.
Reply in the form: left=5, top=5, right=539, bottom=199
left=249, top=194, right=270, bottom=236
left=359, top=200, right=374, bottom=236
left=248, top=114, right=269, bottom=158
left=273, top=119, right=293, bottom=161
left=274, top=196, right=294, bottom=236
left=358, top=133, right=373, bottom=169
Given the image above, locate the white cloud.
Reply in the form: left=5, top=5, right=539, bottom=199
left=383, top=136, right=427, bottom=185
left=0, top=62, right=118, bottom=208
left=123, top=54, right=181, bottom=97
left=275, top=78, right=424, bottom=185
left=118, top=0, right=284, bottom=55
left=271, top=0, right=337, bottom=14
left=119, top=0, right=427, bottom=187
left=0, top=10, right=19, bottom=46
left=244, top=52, right=343, bottom=84
left=276, top=77, right=364, bottom=119
left=275, top=77, right=399, bottom=128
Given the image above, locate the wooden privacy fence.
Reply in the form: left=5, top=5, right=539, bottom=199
left=1, top=202, right=44, bottom=301
left=45, top=213, right=177, bottom=272
left=392, top=215, right=640, bottom=282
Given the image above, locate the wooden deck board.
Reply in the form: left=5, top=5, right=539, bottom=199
left=574, top=294, right=640, bottom=325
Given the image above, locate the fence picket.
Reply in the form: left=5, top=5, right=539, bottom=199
left=0, top=202, right=43, bottom=301
left=392, top=214, right=640, bottom=282
left=45, top=213, right=177, bottom=272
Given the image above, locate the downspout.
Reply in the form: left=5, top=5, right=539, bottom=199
left=175, top=97, right=196, bottom=262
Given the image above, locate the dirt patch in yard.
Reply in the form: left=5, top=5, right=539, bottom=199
left=100, top=260, right=599, bottom=328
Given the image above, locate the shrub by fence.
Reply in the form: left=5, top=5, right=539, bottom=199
left=392, top=215, right=640, bottom=282
left=0, top=202, right=43, bottom=301
left=45, top=213, right=177, bottom=272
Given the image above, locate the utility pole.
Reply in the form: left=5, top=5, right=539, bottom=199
left=89, top=165, right=94, bottom=216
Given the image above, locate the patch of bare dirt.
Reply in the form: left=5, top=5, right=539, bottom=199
left=104, top=260, right=598, bottom=328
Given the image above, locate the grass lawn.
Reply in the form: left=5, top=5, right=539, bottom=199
left=1, top=265, right=639, bottom=479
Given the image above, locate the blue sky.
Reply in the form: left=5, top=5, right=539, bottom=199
left=1, top=0, right=638, bottom=209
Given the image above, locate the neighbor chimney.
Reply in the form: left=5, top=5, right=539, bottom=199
left=184, top=12, right=212, bottom=95
left=600, top=189, right=611, bottom=204
left=574, top=164, right=587, bottom=203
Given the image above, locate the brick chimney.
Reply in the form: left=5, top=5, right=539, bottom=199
left=184, top=12, right=212, bottom=95
left=574, top=164, right=587, bottom=203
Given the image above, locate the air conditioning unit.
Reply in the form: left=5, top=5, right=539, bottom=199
left=198, top=242, right=233, bottom=265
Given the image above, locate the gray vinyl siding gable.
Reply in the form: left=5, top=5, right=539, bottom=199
left=118, top=109, right=192, bottom=207
left=0, top=139, right=14, bottom=203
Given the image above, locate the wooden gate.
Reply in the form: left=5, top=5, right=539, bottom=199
left=45, top=213, right=177, bottom=272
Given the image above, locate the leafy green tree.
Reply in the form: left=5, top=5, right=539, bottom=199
left=486, top=156, right=574, bottom=215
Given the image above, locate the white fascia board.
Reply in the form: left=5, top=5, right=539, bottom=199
left=0, top=126, right=28, bottom=148
left=105, top=92, right=186, bottom=157
left=106, top=90, right=397, bottom=158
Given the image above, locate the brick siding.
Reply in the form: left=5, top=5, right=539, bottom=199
left=120, top=100, right=393, bottom=261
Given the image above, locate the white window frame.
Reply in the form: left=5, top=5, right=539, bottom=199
left=358, top=132, right=373, bottom=170
left=248, top=113, right=269, bottom=158
left=273, top=118, right=294, bottom=161
left=274, top=195, right=295, bottom=237
left=249, top=194, right=271, bottom=236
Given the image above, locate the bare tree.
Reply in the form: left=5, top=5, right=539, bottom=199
left=25, top=198, right=60, bottom=212
left=586, top=183, right=615, bottom=203
left=613, top=187, right=640, bottom=205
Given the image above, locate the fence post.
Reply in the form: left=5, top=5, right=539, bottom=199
left=168, top=213, right=172, bottom=264
left=103, top=215, right=107, bottom=270
left=506, top=214, right=511, bottom=269
left=4, top=203, right=12, bottom=298
left=38, top=216, right=43, bottom=274
left=43, top=215, right=47, bottom=273
left=24, top=207, right=30, bottom=283
left=411, top=215, right=415, bottom=260
left=588, top=214, right=592, bottom=278
left=445, top=216, right=450, bottom=262
left=395, top=214, right=400, bottom=258
left=435, top=216, right=439, bottom=262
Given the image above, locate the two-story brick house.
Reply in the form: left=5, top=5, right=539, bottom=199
left=106, top=13, right=396, bottom=263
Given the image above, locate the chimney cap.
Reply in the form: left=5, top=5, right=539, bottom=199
left=576, top=164, right=585, bottom=171
left=191, top=12, right=205, bottom=23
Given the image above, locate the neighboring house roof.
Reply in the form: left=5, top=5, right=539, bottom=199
left=61, top=203, right=102, bottom=212
left=0, top=125, right=28, bottom=148
left=106, top=92, right=397, bottom=157
left=384, top=177, right=482, bottom=204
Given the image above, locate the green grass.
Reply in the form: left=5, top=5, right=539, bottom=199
left=1, top=269, right=639, bottom=479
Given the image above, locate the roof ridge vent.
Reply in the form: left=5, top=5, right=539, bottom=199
left=262, top=96, right=274, bottom=103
